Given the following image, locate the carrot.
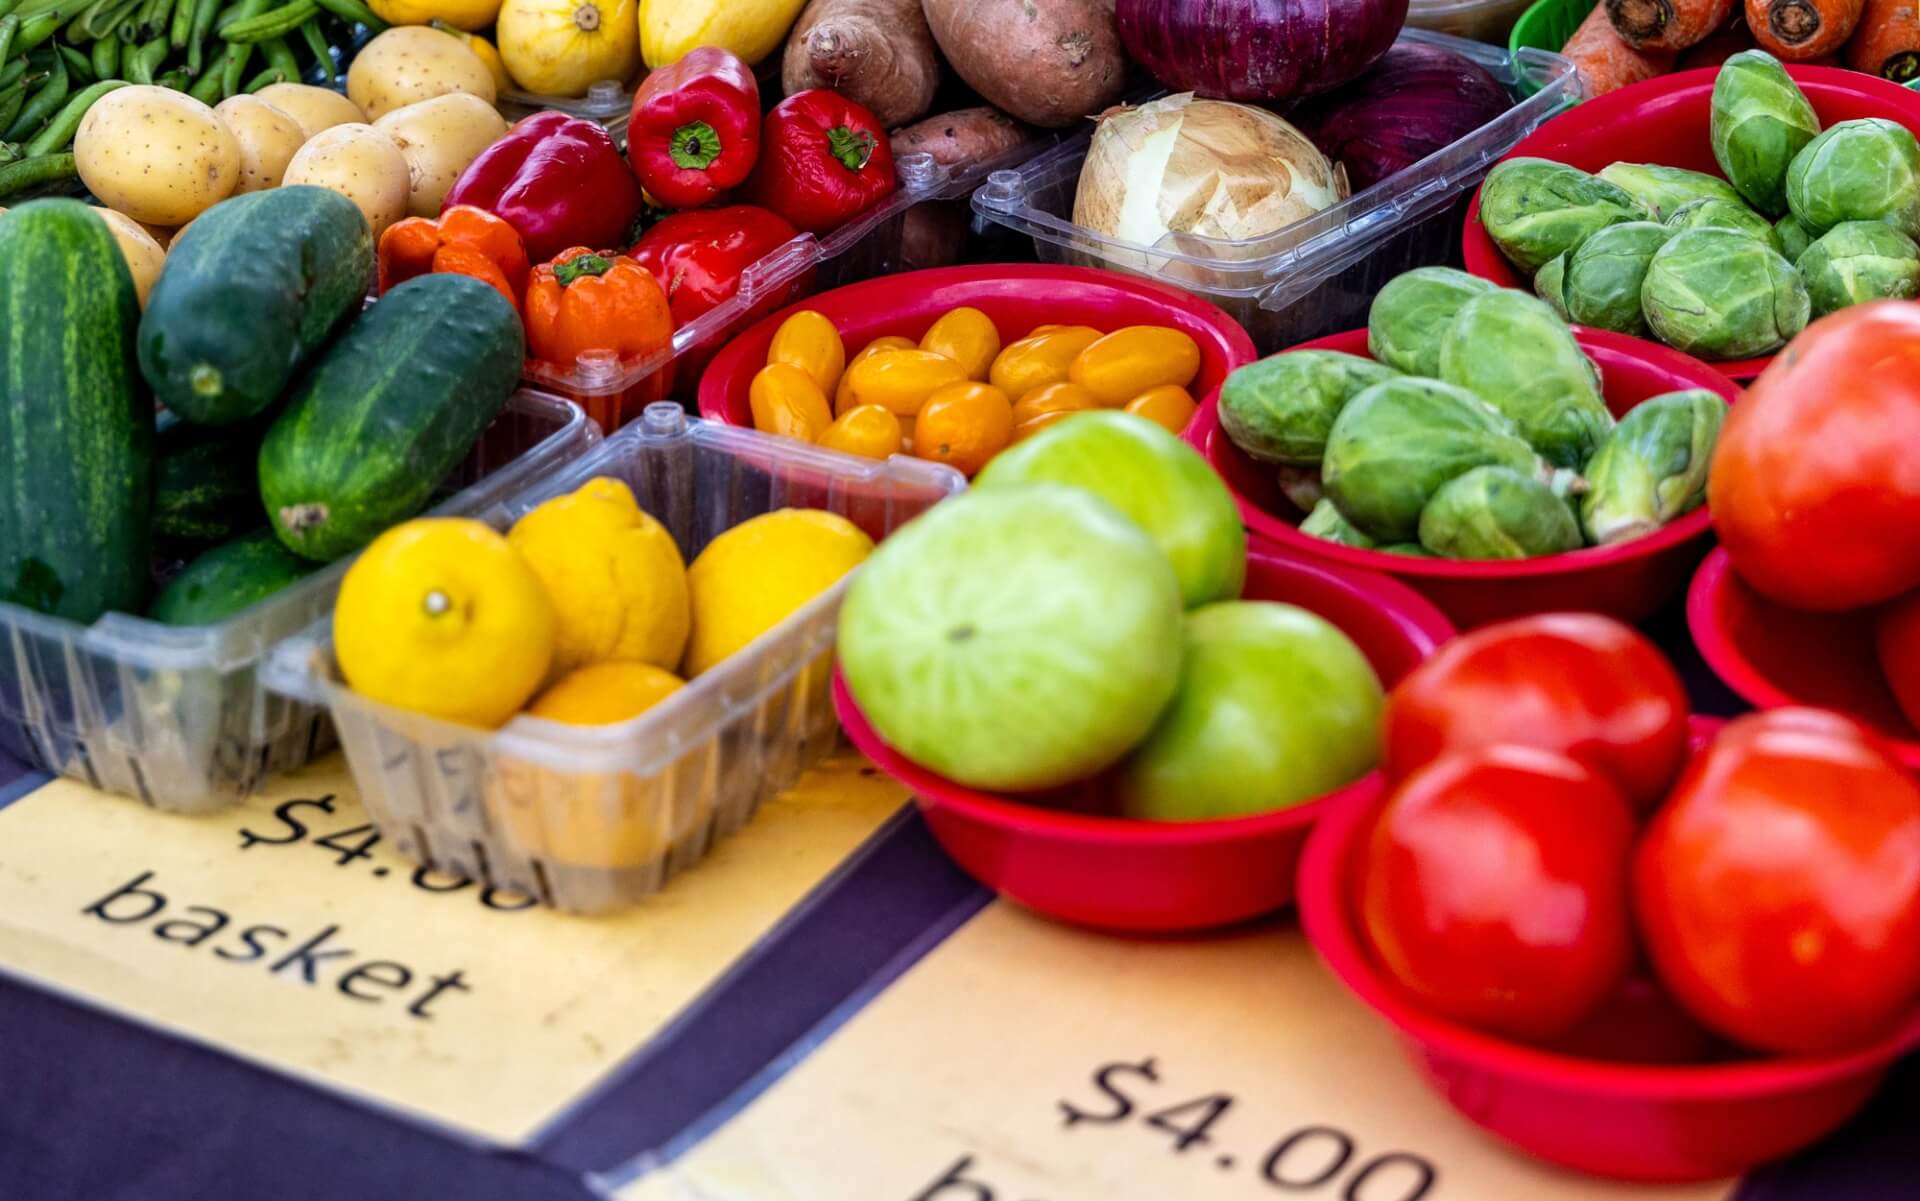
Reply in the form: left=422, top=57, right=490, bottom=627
left=1846, top=0, right=1920, bottom=79
left=1678, top=13, right=1756, bottom=65
left=1607, top=0, right=1738, bottom=49
left=1566, top=2, right=1678, bottom=95
left=1747, top=0, right=1865, bottom=58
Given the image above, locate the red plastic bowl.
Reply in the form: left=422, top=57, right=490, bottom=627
left=1689, top=547, right=1920, bottom=769
left=1298, top=750, right=1920, bottom=1182
left=1185, top=328, right=1740, bottom=629
left=833, top=543, right=1455, bottom=933
left=1462, top=66, right=1920, bottom=382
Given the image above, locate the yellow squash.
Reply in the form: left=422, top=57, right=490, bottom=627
left=433, top=21, right=514, bottom=92
left=638, top=0, right=806, bottom=68
left=372, top=0, right=499, bottom=31
left=498, top=0, right=639, bottom=98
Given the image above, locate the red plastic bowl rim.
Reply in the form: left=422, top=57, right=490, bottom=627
left=1191, top=327, right=1736, bottom=580
left=1298, top=750, right=1920, bottom=1102
left=831, top=549, right=1457, bottom=850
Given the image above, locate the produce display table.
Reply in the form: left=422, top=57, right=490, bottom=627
left=0, top=601, right=1912, bottom=1201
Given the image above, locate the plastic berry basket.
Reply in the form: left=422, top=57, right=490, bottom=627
left=265, top=406, right=965, bottom=914
left=0, top=390, right=597, bottom=815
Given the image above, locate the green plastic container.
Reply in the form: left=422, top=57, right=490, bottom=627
left=1510, top=0, right=1596, bottom=96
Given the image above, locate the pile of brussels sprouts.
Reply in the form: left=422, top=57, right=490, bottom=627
left=1480, top=50, right=1920, bottom=361
left=1218, top=266, right=1727, bottom=562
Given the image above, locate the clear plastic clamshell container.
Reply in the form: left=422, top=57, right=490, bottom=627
left=1407, top=0, right=1538, bottom=43
left=0, top=391, right=598, bottom=815
left=970, top=29, right=1581, bottom=354
left=265, top=406, right=965, bottom=914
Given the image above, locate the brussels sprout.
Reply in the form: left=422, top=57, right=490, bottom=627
left=1565, top=221, right=1676, bottom=336
left=1580, top=389, right=1729, bottom=546
left=1218, top=350, right=1398, bottom=466
left=1300, top=498, right=1377, bottom=548
left=1796, top=220, right=1920, bottom=316
left=1367, top=267, right=1499, bottom=376
left=1535, top=254, right=1571, bottom=320
left=1276, top=465, right=1325, bottom=514
left=1641, top=228, right=1810, bottom=358
left=1710, top=50, right=1821, bottom=216
left=1321, top=376, right=1550, bottom=543
left=1418, top=466, right=1584, bottom=560
left=1378, top=543, right=1435, bottom=557
left=1437, top=289, right=1615, bottom=469
left=1786, top=118, right=1920, bottom=236
left=1478, top=158, right=1645, bottom=273
left=1666, top=197, right=1780, bottom=251
left=1597, top=162, right=1745, bottom=221
left=1775, top=212, right=1814, bottom=262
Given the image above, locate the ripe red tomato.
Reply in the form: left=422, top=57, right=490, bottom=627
left=1359, top=746, right=1637, bottom=1044
left=1381, top=613, right=1691, bottom=812
left=1878, top=592, right=1920, bottom=732
left=1550, top=976, right=1720, bottom=1067
left=1634, top=708, right=1920, bottom=1056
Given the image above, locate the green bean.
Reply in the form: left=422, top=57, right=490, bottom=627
left=309, top=0, right=376, bottom=29
left=155, top=64, right=186, bottom=87
left=183, top=0, right=214, bottom=73
left=0, top=89, right=24, bottom=135
left=14, top=9, right=60, bottom=53
left=133, top=0, right=166, bottom=36
left=0, top=0, right=19, bottom=21
left=0, top=141, right=19, bottom=166
left=167, top=0, right=191, bottom=45
left=219, top=0, right=307, bottom=41
left=187, top=55, right=219, bottom=99
left=0, top=149, right=75, bottom=196
left=23, top=77, right=120, bottom=153
left=294, top=12, right=329, bottom=81
left=0, top=14, right=19, bottom=64
left=258, top=30, right=293, bottom=78
left=8, top=0, right=65, bottom=24
left=126, top=31, right=162, bottom=81
left=56, top=43, right=92, bottom=83
left=239, top=61, right=282, bottom=90
left=215, top=0, right=263, bottom=94
left=81, top=0, right=138, bottom=38
left=3, top=50, right=62, bottom=139
left=89, top=28, right=114, bottom=73
left=0, top=62, right=40, bottom=88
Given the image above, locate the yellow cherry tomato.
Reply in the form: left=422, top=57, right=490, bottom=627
left=818, top=404, right=904, bottom=460
left=841, top=348, right=969, bottom=417
left=920, top=306, right=1001, bottom=381
left=750, top=363, right=833, bottom=442
left=838, top=335, right=918, bottom=412
left=914, top=381, right=1014, bottom=477
left=1027, top=323, right=1066, bottom=335
left=1122, top=384, right=1198, bottom=435
left=1069, top=326, right=1202, bottom=406
left=767, top=309, right=846, bottom=397
left=1013, top=410, right=1082, bottom=443
left=988, top=325, right=1103, bottom=400
left=1011, top=381, right=1100, bottom=427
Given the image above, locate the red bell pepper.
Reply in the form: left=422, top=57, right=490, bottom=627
left=628, top=205, right=804, bottom=328
left=743, top=89, right=897, bottom=235
left=442, top=110, right=643, bottom=266
left=627, top=46, right=760, bottom=210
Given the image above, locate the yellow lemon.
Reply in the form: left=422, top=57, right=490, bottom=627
left=507, top=476, right=689, bottom=674
left=526, top=661, right=685, bottom=725
left=334, top=518, right=554, bottom=727
left=683, top=508, right=874, bottom=677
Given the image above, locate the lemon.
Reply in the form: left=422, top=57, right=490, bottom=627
left=683, top=508, right=874, bottom=677
left=508, top=477, right=690, bottom=674
left=334, top=518, right=554, bottom=727
left=527, top=661, right=685, bottom=725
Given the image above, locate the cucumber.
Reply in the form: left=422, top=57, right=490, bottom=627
left=0, top=200, right=151, bottom=622
left=259, top=273, right=525, bottom=563
left=149, top=529, right=317, bottom=625
left=138, top=186, right=373, bottom=427
left=154, top=409, right=275, bottom=542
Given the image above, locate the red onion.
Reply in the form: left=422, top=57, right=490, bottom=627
left=1293, top=42, right=1512, bottom=192
left=1116, top=0, right=1409, bottom=104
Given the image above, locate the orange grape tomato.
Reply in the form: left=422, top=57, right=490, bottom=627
left=818, top=404, right=904, bottom=460
left=841, top=348, right=971, bottom=417
left=1012, top=410, right=1082, bottom=443
left=749, top=363, right=833, bottom=442
left=766, top=310, right=846, bottom=397
left=1011, top=381, right=1100, bottom=426
left=1027, top=323, right=1066, bottom=335
left=988, top=325, right=1104, bottom=399
left=913, top=381, right=1014, bottom=477
left=1123, top=384, right=1198, bottom=434
left=920, top=306, right=1002, bottom=381
left=849, top=334, right=916, bottom=365
left=1070, top=325, right=1202, bottom=405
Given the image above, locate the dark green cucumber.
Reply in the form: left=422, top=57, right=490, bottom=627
left=259, top=273, right=525, bottom=563
left=0, top=199, right=151, bottom=621
left=148, top=528, right=316, bottom=625
left=154, top=407, right=275, bottom=542
left=138, top=186, right=373, bottom=426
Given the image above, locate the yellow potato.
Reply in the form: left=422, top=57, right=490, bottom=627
left=89, top=208, right=168, bottom=308
left=214, top=95, right=308, bottom=194
left=283, top=123, right=411, bottom=237
left=347, top=26, right=497, bottom=120
left=74, top=86, right=240, bottom=226
left=372, top=93, right=507, bottom=217
left=253, top=83, right=366, bottom=138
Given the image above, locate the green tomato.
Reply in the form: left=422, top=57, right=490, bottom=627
left=1710, top=50, right=1820, bottom=216
left=1642, top=228, right=1810, bottom=358
left=1479, top=157, right=1644, bottom=273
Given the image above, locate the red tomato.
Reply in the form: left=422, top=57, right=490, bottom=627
left=1634, top=708, right=1920, bottom=1056
left=1381, top=613, right=1690, bottom=811
left=1359, top=746, right=1637, bottom=1044
left=1879, top=592, right=1920, bottom=732
left=1550, top=976, right=1720, bottom=1066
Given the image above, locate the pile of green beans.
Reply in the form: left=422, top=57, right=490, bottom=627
left=0, top=0, right=383, bottom=199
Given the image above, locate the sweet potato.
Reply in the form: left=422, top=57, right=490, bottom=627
left=891, top=106, right=1035, bottom=169
left=1847, top=0, right=1920, bottom=79
left=1607, top=0, right=1737, bottom=49
left=1566, top=2, right=1677, bottom=95
left=1748, top=0, right=1865, bottom=58
left=922, top=0, right=1126, bottom=129
left=784, top=0, right=941, bottom=128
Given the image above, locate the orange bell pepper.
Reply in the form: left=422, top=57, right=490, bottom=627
left=377, top=205, right=531, bottom=315
left=525, top=247, right=675, bottom=369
